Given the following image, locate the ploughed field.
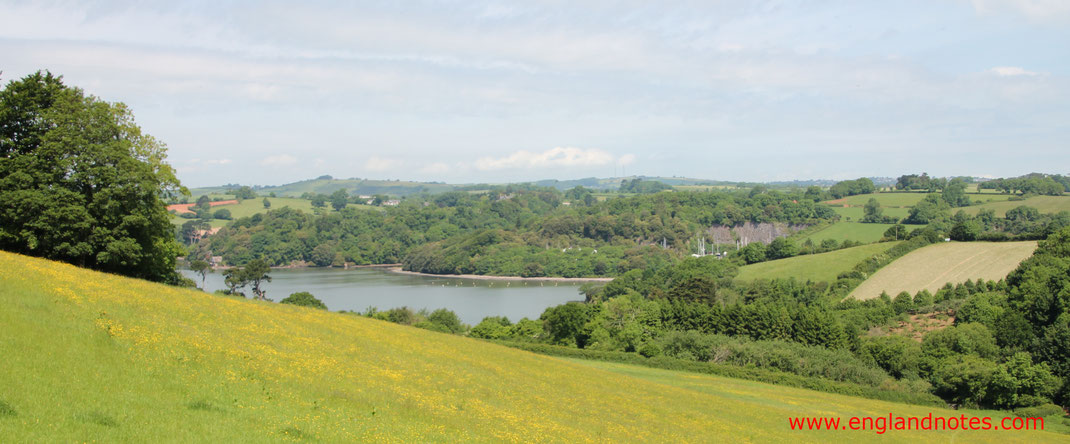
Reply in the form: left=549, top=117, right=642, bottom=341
left=0, top=251, right=1062, bottom=442
left=849, top=241, right=1038, bottom=300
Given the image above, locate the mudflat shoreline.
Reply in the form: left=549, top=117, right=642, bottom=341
left=385, top=267, right=613, bottom=282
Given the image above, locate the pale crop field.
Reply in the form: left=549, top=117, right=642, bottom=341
left=849, top=241, right=1038, bottom=300
left=0, top=251, right=1062, bottom=442
left=737, top=242, right=900, bottom=283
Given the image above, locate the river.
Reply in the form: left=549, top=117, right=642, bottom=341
left=179, top=267, right=585, bottom=325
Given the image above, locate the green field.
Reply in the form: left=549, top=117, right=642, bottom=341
left=849, top=241, right=1038, bottom=300
left=834, top=192, right=930, bottom=207
left=798, top=222, right=914, bottom=245
left=736, top=242, right=899, bottom=283
left=170, top=197, right=318, bottom=228
left=960, top=195, right=1070, bottom=217
left=829, top=206, right=911, bottom=221
left=831, top=192, right=1010, bottom=210
left=2, top=251, right=1063, bottom=442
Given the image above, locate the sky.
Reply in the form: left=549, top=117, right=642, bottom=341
left=2, top=0, right=1068, bottom=187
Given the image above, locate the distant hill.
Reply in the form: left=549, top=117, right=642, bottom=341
left=258, top=177, right=457, bottom=197
left=188, top=175, right=909, bottom=197
left=525, top=176, right=743, bottom=191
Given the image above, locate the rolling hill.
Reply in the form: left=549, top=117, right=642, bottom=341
left=259, top=177, right=457, bottom=197
left=2, top=251, right=1063, bottom=442
left=736, top=242, right=900, bottom=283
left=849, top=241, right=1038, bottom=300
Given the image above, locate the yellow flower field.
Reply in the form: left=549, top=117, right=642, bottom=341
left=0, top=251, right=1064, bottom=442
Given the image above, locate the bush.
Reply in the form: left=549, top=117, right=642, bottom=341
left=1013, top=403, right=1065, bottom=418
left=279, top=291, right=327, bottom=310
left=470, top=317, right=512, bottom=339
left=213, top=209, right=232, bottom=220
left=419, top=308, right=466, bottom=334
left=382, top=307, right=417, bottom=325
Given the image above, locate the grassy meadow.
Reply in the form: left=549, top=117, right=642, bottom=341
left=960, top=195, right=1070, bottom=217
left=828, top=205, right=911, bottom=221
left=169, top=197, right=377, bottom=228
left=797, top=222, right=912, bottom=245
left=849, top=241, right=1038, bottom=300
left=569, top=360, right=1070, bottom=439
left=736, top=242, right=899, bottom=283
left=832, top=192, right=930, bottom=207
left=2, top=251, right=1065, bottom=442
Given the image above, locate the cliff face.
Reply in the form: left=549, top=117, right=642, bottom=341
left=707, top=222, right=804, bottom=247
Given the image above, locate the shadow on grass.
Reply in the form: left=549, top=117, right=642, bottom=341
left=0, top=399, right=16, bottom=418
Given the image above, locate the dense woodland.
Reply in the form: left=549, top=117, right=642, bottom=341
left=196, top=187, right=839, bottom=276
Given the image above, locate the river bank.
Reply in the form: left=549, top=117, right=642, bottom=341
left=385, top=267, right=613, bottom=282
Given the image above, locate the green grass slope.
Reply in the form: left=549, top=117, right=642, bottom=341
left=0, top=251, right=1062, bottom=442
left=798, top=222, right=913, bottom=245
left=170, top=197, right=318, bottom=228
left=736, top=242, right=900, bottom=283
left=849, top=241, right=1038, bottom=300
left=961, top=195, right=1070, bottom=217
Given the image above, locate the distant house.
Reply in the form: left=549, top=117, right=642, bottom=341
left=561, top=201, right=571, bottom=206
left=358, top=195, right=372, bottom=199
left=209, top=256, right=224, bottom=266
left=384, top=199, right=401, bottom=206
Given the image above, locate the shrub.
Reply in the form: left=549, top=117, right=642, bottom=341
left=470, top=317, right=512, bottom=339
left=213, top=209, right=232, bottom=220
left=1014, top=403, right=1065, bottom=418
left=420, top=308, right=466, bottom=334
left=279, top=291, right=327, bottom=310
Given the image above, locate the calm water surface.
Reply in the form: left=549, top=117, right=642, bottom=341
left=179, top=267, right=584, bottom=324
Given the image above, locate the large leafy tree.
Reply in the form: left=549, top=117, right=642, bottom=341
left=0, top=71, right=186, bottom=282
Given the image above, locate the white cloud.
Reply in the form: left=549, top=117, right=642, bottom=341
left=475, top=147, right=632, bottom=171
left=366, top=156, right=403, bottom=172
left=203, top=158, right=232, bottom=166
left=261, top=154, right=297, bottom=167
left=970, top=0, right=1070, bottom=22
left=419, top=162, right=451, bottom=174
left=619, top=154, right=637, bottom=166
left=990, top=66, right=1038, bottom=76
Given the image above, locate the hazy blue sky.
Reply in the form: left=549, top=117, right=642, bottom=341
left=2, top=1, right=1068, bottom=187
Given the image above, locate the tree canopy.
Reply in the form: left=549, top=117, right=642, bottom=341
left=0, top=71, right=186, bottom=283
